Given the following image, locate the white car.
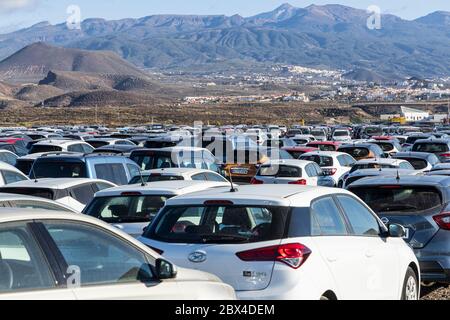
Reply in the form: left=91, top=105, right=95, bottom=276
left=139, top=185, right=420, bottom=300
left=0, top=178, right=116, bottom=212
left=86, top=138, right=136, bottom=149
left=0, top=150, right=18, bottom=166
left=291, top=135, right=316, bottom=146
left=0, top=193, right=77, bottom=212
left=299, top=151, right=356, bottom=186
left=29, top=139, right=94, bottom=154
left=0, top=209, right=236, bottom=300
left=332, top=130, right=352, bottom=142
left=311, top=128, right=328, bottom=141
left=251, top=160, right=334, bottom=187
left=84, top=180, right=233, bottom=237
left=128, top=168, right=228, bottom=185
left=0, top=162, right=29, bottom=186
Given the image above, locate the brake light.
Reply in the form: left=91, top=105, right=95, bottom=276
left=150, top=173, right=162, bottom=177
left=440, top=153, right=450, bottom=158
left=289, top=179, right=307, bottom=185
left=121, top=192, right=142, bottom=196
left=250, top=178, right=264, bottom=184
left=433, top=213, right=450, bottom=230
left=323, top=168, right=337, bottom=176
left=203, top=200, right=234, bottom=206
left=236, top=243, right=311, bottom=269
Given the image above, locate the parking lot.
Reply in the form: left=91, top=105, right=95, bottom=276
left=0, top=123, right=449, bottom=300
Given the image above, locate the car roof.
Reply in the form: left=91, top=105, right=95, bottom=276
left=301, top=151, right=348, bottom=157
left=166, top=185, right=353, bottom=207
left=0, top=193, right=77, bottom=212
left=393, top=152, right=435, bottom=159
left=260, top=159, right=314, bottom=167
left=355, top=158, right=406, bottom=165
left=142, top=168, right=216, bottom=175
left=95, top=181, right=231, bottom=197
left=348, top=174, right=450, bottom=188
left=0, top=178, right=114, bottom=190
left=348, top=168, right=417, bottom=177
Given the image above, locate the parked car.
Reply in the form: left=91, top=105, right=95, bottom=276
left=411, top=139, right=450, bottom=162
left=251, top=160, right=335, bottom=187
left=31, top=153, right=140, bottom=185
left=139, top=185, right=419, bottom=300
left=299, top=151, right=356, bottom=186
left=0, top=150, right=18, bottom=166
left=128, top=168, right=228, bottom=185
left=348, top=175, right=450, bottom=284
left=0, top=193, right=77, bottom=212
left=338, top=143, right=385, bottom=161
left=0, top=178, right=116, bottom=212
left=332, top=129, right=351, bottom=142
left=282, top=146, right=318, bottom=159
left=310, top=128, right=328, bottom=141
left=0, top=162, right=29, bottom=186
left=29, top=139, right=94, bottom=154
left=306, top=141, right=341, bottom=152
left=84, top=180, right=232, bottom=237
left=342, top=168, right=418, bottom=189
left=368, top=139, right=403, bottom=156
left=86, top=138, right=136, bottom=148
left=392, top=152, right=440, bottom=172
left=0, top=209, right=236, bottom=299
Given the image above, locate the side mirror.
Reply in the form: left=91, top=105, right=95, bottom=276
left=155, top=258, right=177, bottom=280
left=388, top=224, right=406, bottom=238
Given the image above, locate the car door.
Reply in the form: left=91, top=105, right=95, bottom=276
left=335, top=195, right=400, bottom=300
left=39, top=220, right=186, bottom=300
left=0, top=221, right=76, bottom=300
left=309, top=196, right=367, bottom=300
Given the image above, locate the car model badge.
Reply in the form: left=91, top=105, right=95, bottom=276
left=188, top=251, right=207, bottom=263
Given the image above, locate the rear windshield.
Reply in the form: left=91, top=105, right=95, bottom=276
left=131, top=154, right=174, bottom=170
left=334, top=131, right=349, bottom=137
left=88, top=141, right=109, bottom=148
left=350, top=186, right=443, bottom=213
left=0, top=188, right=54, bottom=200
left=85, top=195, right=170, bottom=223
left=397, top=158, right=427, bottom=170
left=16, top=159, right=34, bottom=175
left=412, top=143, right=449, bottom=153
left=33, top=161, right=87, bottom=179
left=317, top=145, right=336, bottom=152
left=293, top=139, right=308, bottom=145
left=146, top=206, right=290, bottom=244
left=129, top=175, right=184, bottom=184
left=311, top=131, right=326, bottom=137
left=285, top=151, right=306, bottom=159
left=29, top=145, right=63, bottom=154
left=375, top=142, right=394, bottom=152
left=300, top=155, right=333, bottom=167
left=406, top=137, right=425, bottom=144
left=258, top=165, right=301, bottom=177
left=340, top=147, right=369, bottom=159
left=363, top=127, right=382, bottom=136
left=350, top=163, right=393, bottom=173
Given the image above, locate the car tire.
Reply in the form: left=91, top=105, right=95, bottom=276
left=401, top=267, right=418, bottom=300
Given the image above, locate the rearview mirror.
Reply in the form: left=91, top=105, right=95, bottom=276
left=388, top=224, right=406, bottom=238
left=155, top=258, right=177, bottom=280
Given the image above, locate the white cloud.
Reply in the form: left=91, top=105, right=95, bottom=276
left=0, top=0, right=38, bottom=12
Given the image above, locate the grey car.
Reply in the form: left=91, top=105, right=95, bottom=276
left=348, top=175, right=450, bottom=283
left=392, top=152, right=440, bottom=172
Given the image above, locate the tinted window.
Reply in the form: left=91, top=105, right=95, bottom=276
left=0, top=188, right=55, bottom=200
left=33, top=161, right=87, bottom=179
left=148, top=206, right=290, bottom=244
left=70, top=185, right=95, bottom=205
left=67, top=144, right=84, bottom=153
left=398, top=158, right=427, bottom=170
left=1, top=170, right=26, bottom=184
left=413, top=143, right=449, bottom=153
left=205, top=172, right=227, bottom=182
left=85, top=195, right=170, bottom=223
left=191, top=173, right=207, bottom=181
left=259, top=165, right=301, bottom=178
left=311, top=197, right=348, bottom=236
left=129, top=175, right=184, bottom=184
left=88, top=141, right=109, bottom=148
left=301, top=155, right=333, bottom=167
left=0, top=223, right=55, bottom=293
left=29, top=145, right=63, bottom=154
left=95, top=163, right=128, bottom=185
left=339, top=147, right=369, bottom=159
left=337, top=196, right=380, bottom=236
left=350, top=186, right=443, bottom=213
left=10, top=200, right=73, bottom=212
left=44, top=222, right=153, bottom=286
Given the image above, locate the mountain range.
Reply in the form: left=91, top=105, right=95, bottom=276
left=0, top=3, right=449, bottom=79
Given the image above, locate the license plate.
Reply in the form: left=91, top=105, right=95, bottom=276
left=230, top=168, right=249, bottom=175
left=403, top=228, right=410, bottom=240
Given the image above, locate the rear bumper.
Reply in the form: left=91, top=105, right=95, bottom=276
left=418, top=260, right=450, bottom=283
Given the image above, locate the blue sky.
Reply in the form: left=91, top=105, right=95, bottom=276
left=0, top=0, right=449, bottom=33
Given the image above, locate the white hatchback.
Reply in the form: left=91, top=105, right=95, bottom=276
left=139, top=185, right=420, bottom=300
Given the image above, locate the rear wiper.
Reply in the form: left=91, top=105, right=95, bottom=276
left=378, top=204, right=418, bottom=212
left=199, top=234, right=250, bottom=243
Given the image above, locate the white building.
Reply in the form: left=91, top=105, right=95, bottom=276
left=400, top=106, right=430, bottom=122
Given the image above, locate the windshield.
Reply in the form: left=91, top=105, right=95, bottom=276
left=147, top=206, right=290, bottom=244
left=85, top=195, right=170, bottom=223
left=311, top=130, right=325, bottom=137
left=33, top=161, right=87, bottom=179
left=364, top=127, right=382, bottom=136
left=87, top=141, right=109, bottom=148
left=350, top=186, right=442, bottom=213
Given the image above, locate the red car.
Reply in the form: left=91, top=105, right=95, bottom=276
left=306, top=141, right=341, bottom=152
left=371, top=136, right=397, bottom=141
left=282, top=146, right=318, bottom=159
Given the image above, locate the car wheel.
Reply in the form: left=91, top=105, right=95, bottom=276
left=401, top=267, right=418, bottom=300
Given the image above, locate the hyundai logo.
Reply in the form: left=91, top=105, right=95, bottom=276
left=381, top=217, right=389, bottom=225
left=188, top=251, right=207, bottom=263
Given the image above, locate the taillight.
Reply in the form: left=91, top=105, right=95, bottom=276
left=433, top=213, right=450, bottom=230
left=250, top=178, right=264, bottom=184
left=236, top=243, right=311, bottom=269
left=288, top=179, right=307, bottom=185
left=323, top=168, right=337, bottom=176
left=440, top=153, right=450, bottom=158
left=121, top=192, right=142, bottom=196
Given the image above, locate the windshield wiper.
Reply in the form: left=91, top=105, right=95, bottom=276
left=378, top=204, right=418, bottom=212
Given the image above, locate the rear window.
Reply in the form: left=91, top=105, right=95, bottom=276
left=397, top=158, right=427, bottom=170
left=129, top=175, right=184, bottom=184
left=0, top=188, right=55, bottom=200
left=412, top=143, right=449, bottom=153
left=29, top=145, right=63, bottom=154
left=318, top=145, right=336, bottom=152
left=15, top=159, right=33, bottom=175
left=350, top=186, right=443, bottom=213
left=33, top=161, right=87, bottom=179
left=94, top=163, right=128, bottom=185
left=340, top=147, right=369, bottom=159
left=88, top=141, right=109, bottom=148
left=363, top=127, right=382, bottom=136
left=84, top=195, right=170, bottom=223
left=258, top=165, right=301, bottom=177
left=300, top=155, right=333, bottom=167
left=374, top=142, right=394, bottom=152
left=350, top=163, right=393, bottom=173
left=146, top=206, right=290, bottom=244
left=334, top=131, right=349, bottom=137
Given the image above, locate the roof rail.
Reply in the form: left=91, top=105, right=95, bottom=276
left=40, top=151, right=77, bottom=157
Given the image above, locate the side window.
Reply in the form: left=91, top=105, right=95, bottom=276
left=81, top=144, right=94, bottom=154
left=70, top=184, right=95, bottom=205
left=336, top=196, right=381, bottom=236
left=346, top=155, right=356, bottom=167
left=67, top=144, right=84, bottom=153
left=205, top=172, right=227, bottom=182
left=96, top=183, right=114, bottom=191
left=311, top=197, right=348, bottom=236
left=11, top=200, right=73, bottom=212
left=1, top=170, right=27, bottom=184
left=127, top=164, right=141, bottom=181
left=95, top=163, right=128, bottom=185
left=43, top=222, right=154, bottom=286
left=0, top=223, right=55, bottom=293
left=191, top=173, right=207, bottom=181
left=305, top=165, right=314, bottom=177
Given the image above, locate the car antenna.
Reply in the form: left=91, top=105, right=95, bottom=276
left=138, top=167, right=147, bottom=187
left=227, top=167, right=237, bottom=193
left=30, top=165, right=38, bottom=183
left=396, top=170, right=400, bottom=182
